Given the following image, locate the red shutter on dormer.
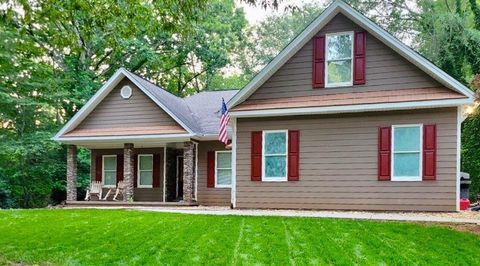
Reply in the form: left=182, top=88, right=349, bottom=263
left=95, top=155, right=102, bottom=182
left=116, top=154, right=124, bottom=184
left=378, top=127, right=391, bottom=181
left=288, top=130, right=300, bottom=181
left=423, top=124, right=437, bottom=181
left=207, top=151, right=215, bottom=187
left=313, top=36, right=325, bottom=88
left=251, top=131, right=262, bottom=181
left=353, top=31, right=366, bottom=85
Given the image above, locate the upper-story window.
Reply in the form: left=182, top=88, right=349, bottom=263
left=326, top=32, right=353, bottom=87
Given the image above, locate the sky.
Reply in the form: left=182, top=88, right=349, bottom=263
left=235, top=0, right=328, bottom=25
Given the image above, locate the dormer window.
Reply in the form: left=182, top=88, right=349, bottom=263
left=325, top=32, right=353, bottom=87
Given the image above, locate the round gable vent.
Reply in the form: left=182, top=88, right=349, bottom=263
left=120, top=85, right=132, bottom=99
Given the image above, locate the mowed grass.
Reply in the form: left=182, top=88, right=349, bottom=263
left=0, top=209, right=479, bottom=265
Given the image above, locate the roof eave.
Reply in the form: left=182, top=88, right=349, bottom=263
left=53, top=68, right=196, bottom=141
left=229, top=98, right=473, bottom=118
left=227, top=0, right=474, bottom=110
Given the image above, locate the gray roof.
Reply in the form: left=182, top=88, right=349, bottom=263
left=127, top=70, right=238, bottom=135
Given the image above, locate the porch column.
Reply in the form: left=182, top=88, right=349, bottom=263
left=66, top=145, right=77, bottom=201
left=183, top=141, right=195, bottom=203
left=124, top=143, right=134, bottom=201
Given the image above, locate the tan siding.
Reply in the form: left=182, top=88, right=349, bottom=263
left=237, top=14, right=453, bottom=110
left=67, top=79, right=186, bottom=136
left=91, top=148, right=165, bottom=202
left=196, top=141, right=231, bottom=206
left=235, top=108, right=458, bottom=212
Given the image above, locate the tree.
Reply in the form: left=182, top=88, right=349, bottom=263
left=0, top=0, right=247, bottom=208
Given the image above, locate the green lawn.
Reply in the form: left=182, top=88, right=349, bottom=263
left=0, top=209, right=479, bottom=265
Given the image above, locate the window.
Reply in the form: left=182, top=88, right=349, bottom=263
left=326, top=32, right=353, bottom=87
left=138, top=154, right=153, bottom=188
left=215, top=151, right=232, bottom=188
left=262, top=130, right=288, bottom=181
left=392, top=125, right=422, bottom=181
left=102, top=155, right=117, bottom=187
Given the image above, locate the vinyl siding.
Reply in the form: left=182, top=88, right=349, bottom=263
left=235, top=108, right=458, bottom=212
left=196, top=141, right=231, bottom=206
left=91, top=148, right=165, bottom=202
left=237, top=14, right=448, bottom=109
left=69, top=78, right=186, bottom=136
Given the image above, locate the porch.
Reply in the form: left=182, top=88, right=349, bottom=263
left=65, top=140, right=200, bottom=205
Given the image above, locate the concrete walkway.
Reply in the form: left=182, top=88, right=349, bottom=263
left=66, top=205, right=480, bottom=224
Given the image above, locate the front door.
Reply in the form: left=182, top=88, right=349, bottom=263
left=176, top=156, right=184, bottom=200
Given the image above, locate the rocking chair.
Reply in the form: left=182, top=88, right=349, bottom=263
left=85, top=181, right=103, bottom=201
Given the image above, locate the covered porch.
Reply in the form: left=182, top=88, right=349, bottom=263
left=65, top=138, right=200, bottom=206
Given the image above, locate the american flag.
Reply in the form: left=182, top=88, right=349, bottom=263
left=218, top=98, right=230, bottom=144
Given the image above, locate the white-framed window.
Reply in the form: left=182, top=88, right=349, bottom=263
left=325, top=31, right=354, bottom=87
left=102, top=155, right=117, bottom=188
left=137, top=154, right=153, bottom=188
left=215, top=151, right=232, bottom=188
left=391, top=124, right=423, bottom=181
left=262, top=130, right=288, bottom=181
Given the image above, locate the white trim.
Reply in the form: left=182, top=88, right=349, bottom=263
left=227, top=0, right=474, bottom=110
left=230, top=98, right=473, bottom=118
left=53, top=68, right=195, bottom=140
left=391, top=124, right=423, bottom=182
left=120, top=85, right=132, bottom=99
left=55, top=133, right=193, bottom=143
left=163, top=147, right=166, bottom=203
left=456, top=106, right=462, bottom=211
left=102, top=155, right=117, bottom=188
left=325, top=31, right=354, bottom=88
left=137, top=154, right=154, bottom=188
left=215, top=151, right=232, bottom=188
left=231, top=117, right=237, bottom=208
left=262, top=130, right=288, bottom=182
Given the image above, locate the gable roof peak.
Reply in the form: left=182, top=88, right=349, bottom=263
left=227, top=0, right=474, bottom=109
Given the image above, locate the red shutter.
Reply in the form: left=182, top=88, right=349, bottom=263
left=152, top=154, right=161, bottom=188
left=423, top=124, right=437, bottom=181
left=95, top=155, right=102, bottom=182
left=251, top=131, right=262, bottom=181
left=353, top=31, right=366, bottom=85
left=116, top=154, right=124, bottom=184
left=133, top=155, right=138, bottom=188
left=378, top=127, right=391, bottom=181
left=288, top=130, right=300, bottom=181
left=313, top=36, right=325, bottom=88
left=207, top=151, right=215, bottom=188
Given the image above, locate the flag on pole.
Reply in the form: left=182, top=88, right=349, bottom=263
left=218, top=98, right=230, bottom=144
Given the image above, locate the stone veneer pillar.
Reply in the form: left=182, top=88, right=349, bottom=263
left=66, top=145, right=77, bottom=201
left=124, top=143, right=134, bottom=202
left=183, top=141, right=195, bottom=203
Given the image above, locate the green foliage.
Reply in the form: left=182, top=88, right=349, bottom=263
left=0, top=210, right=479, bottom=265
left=0, top=0, right=247, bottom=208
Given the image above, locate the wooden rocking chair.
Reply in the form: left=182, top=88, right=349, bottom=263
left=85, top=181, right=103, bottom=201
left=113, top=181, right=126, bottom=201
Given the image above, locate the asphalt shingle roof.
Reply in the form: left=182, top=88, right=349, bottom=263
left=127, top=70, right=238, bottom=135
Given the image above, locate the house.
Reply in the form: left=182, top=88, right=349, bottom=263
left=54, top=0, right=475, bottom=211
